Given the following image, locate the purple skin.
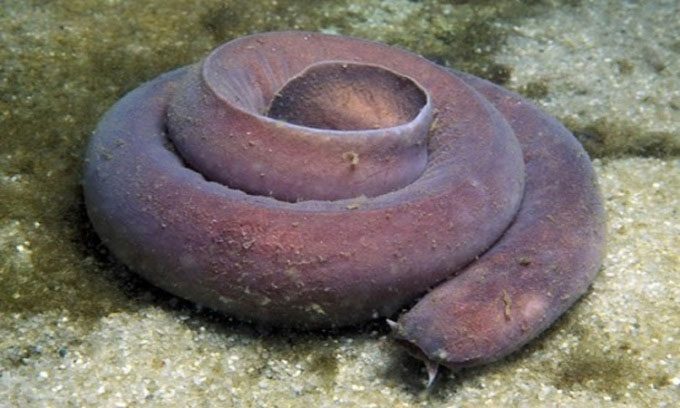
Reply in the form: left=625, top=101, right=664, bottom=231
left=83, top=31, right=604, bottom=371
left=391, top=72, right=606, bottom=370
left=168, top=60, right=435, bottom=202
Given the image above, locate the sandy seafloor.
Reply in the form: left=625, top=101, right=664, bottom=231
left=1, top=0, right=678, bottom=407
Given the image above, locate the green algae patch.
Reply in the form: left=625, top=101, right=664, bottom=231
left=318, top=0, right=548, bottom=84
left=518, top=80, right=550, bottom=100
left=553, top=332, right=672, bottom=400
left=200, top=0, right=550, bottom=84
left=200, top=0, right=344, bottom=43
left=568, top=117, right=680, bottom=158
left=558, top=345, right=671, bottom=396
left=305, top=347, right=340, bottom=390
left=496, top=0, right=680, bottom=159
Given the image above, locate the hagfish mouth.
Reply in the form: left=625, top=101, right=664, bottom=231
left=83, top=31, right=605, bottom=370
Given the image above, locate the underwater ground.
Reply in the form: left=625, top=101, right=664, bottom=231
left=1, top=0, right=678, bottom=406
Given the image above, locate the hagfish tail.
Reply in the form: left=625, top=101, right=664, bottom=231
left=83, top=31, right=605, bottom=370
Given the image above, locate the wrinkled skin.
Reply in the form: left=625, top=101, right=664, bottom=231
left=83, top=31, right=605, bottom=371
